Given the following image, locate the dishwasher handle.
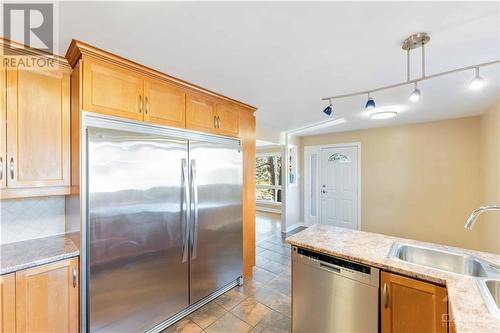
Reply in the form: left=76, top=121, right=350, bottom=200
left=319, top=262, right=341, bottom=274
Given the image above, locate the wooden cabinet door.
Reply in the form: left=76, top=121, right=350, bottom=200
left=16, top=257, right=79, bottom=333
left=186, top=93, right=217, bottom=133
left=6, top=68, right=70, bottom=188
left=83, top=57, right=143, bottom=121
left=144, top=78, right=185, bottom=128
left=216, top=103, right=240, bottom=137
left=0, top=56, right=6, bottom=189
left=381, top=271, right=448, bottom=333
left=0, top=273, right=16, bottom=333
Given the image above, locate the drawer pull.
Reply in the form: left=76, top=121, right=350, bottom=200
left=72, top=267, right=77, bottom=288
left=9, top=157, right=14, bottom=180
left=383, top=283, right=389, bottom=308
left=145, top=96, right=149, bottom=114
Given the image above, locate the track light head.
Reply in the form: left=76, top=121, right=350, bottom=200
left=323, top=100, right=333, bottom=116
left=469, top=67, right=485, bottom=91
left=409, top=82, right=421, bottom=102
left=365, top=94, right=376, bottom=110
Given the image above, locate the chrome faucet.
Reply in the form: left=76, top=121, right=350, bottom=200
left=464, top=205, right=500, bottom=230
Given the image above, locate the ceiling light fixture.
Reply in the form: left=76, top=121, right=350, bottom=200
left=469, top=67, right=485, bottom=91
left=365, top=93, right=376, bottom=110
left=323, top=99, right=333, bottom=116
left=409, top=82, right=421, bottom=102
left=321, top=33, right=499, bottom=112
left=370, top=111, right=398, bottom=120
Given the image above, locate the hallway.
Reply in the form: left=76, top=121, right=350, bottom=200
left=164, top=212, right=298, bottom=333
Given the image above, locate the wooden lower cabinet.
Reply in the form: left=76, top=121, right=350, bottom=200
left=0, top=274, right=16, bottom=333
left=381, top=271, right=448, bottom=333
left=15, top=257, right=79, bottom=333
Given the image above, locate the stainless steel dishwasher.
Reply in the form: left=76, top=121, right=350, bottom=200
left=292, top=246, right=379, bottom=333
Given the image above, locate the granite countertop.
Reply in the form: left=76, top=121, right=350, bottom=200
left=1, top=233, right=80, bottom=275
left=286, top=224, right=500, bottom=333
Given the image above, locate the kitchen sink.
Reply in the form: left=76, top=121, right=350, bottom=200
left=389, top=242, right=500, bottom=318
left=389, top=242, right=490, bottom=277
left=477, top=279, right=500, bottom=318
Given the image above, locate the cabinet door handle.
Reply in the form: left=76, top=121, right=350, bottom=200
left=72, top=267, right=77, bottom=288
left=217, top=116, right=221, bottom=128
left=0, top=157, right=3, bottom=180
left=139, top=95, right=143, bottom=113
left=214, top=115, right=218, bottom=128
left=383, top=283, right=389, bottom=308
left=9, top=157, right=14, bottom=180
left=145, top=96, right=149, bottom=114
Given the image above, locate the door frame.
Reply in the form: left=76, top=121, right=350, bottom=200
left=303, top=142, right=361, bottom=229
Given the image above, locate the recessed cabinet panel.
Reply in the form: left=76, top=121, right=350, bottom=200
left=186, top=93, right=217, bottom=133
left=144, top=78, right=186, bottom=128
left=0, top=56, right=6, bottom=190
left=216, top=103, right=240, bottom=136
left=83, top=58, right=143, bottom=120
left=16, top=258, right=79, bottom=333
left=0, top=273, right=16, bottom=333
left=6, top=68, right=70, bottom=188
left=381, top=271, right=448, bottom=333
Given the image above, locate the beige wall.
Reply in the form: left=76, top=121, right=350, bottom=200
left=300, top=116, right=491, bottom=252
left=478, top=102, right=500, bottom=253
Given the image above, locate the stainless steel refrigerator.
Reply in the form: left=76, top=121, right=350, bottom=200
left=84, top=116, right=243, bottom=333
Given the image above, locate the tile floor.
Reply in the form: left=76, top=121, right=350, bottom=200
left=163, top=212, right=305, bottom=333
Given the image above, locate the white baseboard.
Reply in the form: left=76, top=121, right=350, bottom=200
left=256, top=206, right=282, bottom=214
left=285, top=222, right=305, bottom=233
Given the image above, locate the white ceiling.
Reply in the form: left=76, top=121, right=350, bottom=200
left=55, top=1, right=499, bottom=134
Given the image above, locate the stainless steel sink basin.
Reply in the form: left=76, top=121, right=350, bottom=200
left=477, top=279, right=500, bottom=318
left=389, top=243, right=489, bottom=277
left=389, top=242, right=500, bottom=318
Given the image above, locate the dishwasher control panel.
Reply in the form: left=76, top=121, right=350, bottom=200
left=292, top=246, right=379, bottom=287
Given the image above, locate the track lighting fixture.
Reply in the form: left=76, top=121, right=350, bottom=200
left=323, top=100, right=333, bottom=116
left=469, top=67, right=485, bottom=91
left=321, top=32, right=499, bottom=115
left=409, top=82, right=421, bottom=102
left=365, top=93, right=376, bottom=110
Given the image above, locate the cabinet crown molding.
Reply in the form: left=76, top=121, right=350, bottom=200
left=65, top=39, right=257, bottom=113
left=0, top=37, right=71, bottom=71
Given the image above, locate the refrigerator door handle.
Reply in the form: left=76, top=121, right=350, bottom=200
left=190, top=159, right=199, bottom=260
left=181, top=158, right=190, bottom=263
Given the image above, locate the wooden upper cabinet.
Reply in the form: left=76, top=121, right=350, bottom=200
left=16, top=258, right=79, bottom=333
left=381, top=271, right=448, bottom=333
left=0, top=273, right=16, bottom=333
left=186, top=93, right=218, bottom=133
left=0, top=56, right=6, bottom=190
left=83, top=57, right=143, bottom=121
left=216, top=103, right=240, bottom=136
left=144, top=78, right=186, bottom=128
left=5, top=67, right=70, bottom=189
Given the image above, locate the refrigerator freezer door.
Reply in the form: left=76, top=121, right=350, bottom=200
left=189, top=140, right=243, bottom=304
left=87, top=127, right=189, bottom=333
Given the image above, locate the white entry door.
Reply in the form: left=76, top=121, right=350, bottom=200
left=320, top=146, right=359, bottom=229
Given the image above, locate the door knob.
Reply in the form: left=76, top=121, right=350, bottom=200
left=322, top=189, right=327, bottom=194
